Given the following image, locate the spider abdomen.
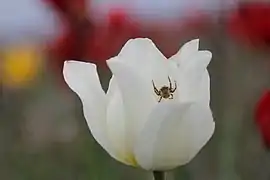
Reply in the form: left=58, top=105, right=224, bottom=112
left=152, top=76, right=177, bottom=102
left=160, top=86, right=171, bottom=98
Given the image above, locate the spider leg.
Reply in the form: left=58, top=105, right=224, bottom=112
left=158, top=96, right=162, bottom=102
left=171, top=81, right=177, bottom=93
left=152, top=80, right=160, bottom=95
left=168, top=76, right=172, bottom=89
left=169, top=94, right=174, bottom=99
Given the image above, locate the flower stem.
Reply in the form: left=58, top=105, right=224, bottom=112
left=153, top=171, right=166, bottom=180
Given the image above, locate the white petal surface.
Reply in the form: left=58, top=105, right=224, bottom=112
left=63, top=61, right=114, bottom=157
left=106, top=81, right=132, bottom=164
left=173, top=51, right=212, bottom=104
left=117, top=38, right=171, bottom=86
left=106, top=76, right=136, bottom=165
left=107, top=57, right=157, bottom=152
left=169, top=39, right=211, bottom=104
left=134, top=102, right=215, bottom=170
left=106, top=76, right=117, bottom=101
left=199, top=70, right=210, bottom=104
left=170, top=39, right=199, bottom=68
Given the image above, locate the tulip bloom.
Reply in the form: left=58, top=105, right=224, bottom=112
left=63, top=38, right=215, bottom=170
left=255, top=91, right=270, bottom=148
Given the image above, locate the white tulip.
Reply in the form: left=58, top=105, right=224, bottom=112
left=63, top=38, right=215, bottom=171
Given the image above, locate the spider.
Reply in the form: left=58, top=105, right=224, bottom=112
left=152, top=76, right=177, bottom=102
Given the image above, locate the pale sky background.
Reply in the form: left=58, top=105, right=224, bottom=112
left=0, top=0, right=237, bottom=44
left=91, top=0, right=237, bottom=20
left=0, top=0, right=60, bottom=45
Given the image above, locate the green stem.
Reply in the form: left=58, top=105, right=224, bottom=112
left=153, top=171, right=166, bottom=180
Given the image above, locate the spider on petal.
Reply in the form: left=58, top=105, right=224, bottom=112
left=152, top=76, right=177, bottom=102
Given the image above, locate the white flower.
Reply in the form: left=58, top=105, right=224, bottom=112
left=63, top=38, right=215, bottom=171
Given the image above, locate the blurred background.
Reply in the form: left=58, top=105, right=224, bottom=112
left=1, top=0, right=270, bottom=179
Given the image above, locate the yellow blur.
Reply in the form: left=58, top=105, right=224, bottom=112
left=1, top=44, right=43, bottom=89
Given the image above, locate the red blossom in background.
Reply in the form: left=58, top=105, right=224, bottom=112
left=45, top=0, right=95, bottom=81
left=255, top=91, right=270, bottom=148
left=45, top=0, right=212, bottom=82
left=46, top=0, right=139, bottom=64
left=83, top=8, right=141, bottom=63
left=45, top=0, right=86, bottom=20
left=47, top=7, right=141, bottom=77
left=227, top=2, right=270, bottom=148
left=227, top=2, right=270, bottom=49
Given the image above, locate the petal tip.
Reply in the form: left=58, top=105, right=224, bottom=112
left=63, top=60, right=97, bottom=80
left=124, top=38, right=155, bottom=47
left=106, top=56, right=121, bottom=67
left=201, top=50, right=212, bottom=60
left=129, top=37, right=153, bottom=42
left=184, top=39, right=200, bottom=50
left=64, top=60, right=96, bottom=69
left=191, top=38, right=200, bottom=44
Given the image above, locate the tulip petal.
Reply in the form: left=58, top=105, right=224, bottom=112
left=106, top=83, right=128, bottom=163
left=106, top=76, right=136, bottom=165
left=170, top=39, right=199, bottom=67
left=200, top=70, right=210, bottom=104
left=63, top=60, right=114, bottom=157
left=134, top=102, right=215, bottom=170
left=117, top=38, right=171, bottom=86
left=107, top=57, right=157, bottom=152
left=106, top=76, right=117, bottom=100
left=172, top=50, right=212, bottom=104
left=169, top=39, right=211, bottom=104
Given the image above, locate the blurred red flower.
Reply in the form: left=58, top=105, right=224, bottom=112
left=227, top=2, right=270, bottom=49
left=255, top=91, right=270, bottom=148
left=45, top=0, right=86, bottom=19
left=45, top=0, right=95, bottom=80
left=45, top=0, right=211, bottom=83
left=47, top=6, right=141, bottom=79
